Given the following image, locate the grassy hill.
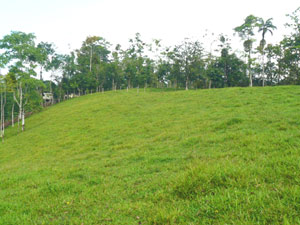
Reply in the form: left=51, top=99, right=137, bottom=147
left=1, top=86, right=300, bottom=224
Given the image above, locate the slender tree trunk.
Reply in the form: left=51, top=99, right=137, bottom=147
left=89, top=46, right=93, bottom=72
left=0, top=90, right=4, bottom=142
left=0, top=100, right=2, bottom=141
left=262, top=53, right=265, bottom=87
left=59, top=85, right=63, bottom=101
left=19, top=85, right=22, bottom=129
left=40, top=66, right=43, bottom=81
left=248, top=53, right=252, bottom=87
left=185, top=77, right=189, bottom=90
left=11, top=103, right=14, bottom=127
left=14, top=83, right=23, bottom=130
left=278, top=65, right=281, bottom=84
left=270, top=73, right=273, bottom=85
left=50, top=83, right=54, bottom=105
left=224, top=60, right=228, bottom=87
left=4, top=89, right=6, bottom=137
left=22, top=109, right=25, bottom=132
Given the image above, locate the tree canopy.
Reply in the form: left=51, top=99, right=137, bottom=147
left=0, top=8, right=299, bottom=135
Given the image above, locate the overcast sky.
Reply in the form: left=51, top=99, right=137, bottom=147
left=1, top=0, right=299, bottom=54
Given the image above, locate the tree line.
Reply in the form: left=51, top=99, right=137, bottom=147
left=0, top=8, right=300, bottom=141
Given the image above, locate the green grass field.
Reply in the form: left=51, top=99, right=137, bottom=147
left=1, top=86, right=300, bottom=224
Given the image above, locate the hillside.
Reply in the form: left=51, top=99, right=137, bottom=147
left=1, top=86, right=300, bottom=224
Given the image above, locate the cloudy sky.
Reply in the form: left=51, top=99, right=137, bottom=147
left=1, top=0, right=299, bottom=54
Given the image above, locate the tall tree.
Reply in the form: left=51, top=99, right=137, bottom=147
left=76, top=36, right=110, bottom=92
left=257, top=17, right=277, bottom=86
left=0, top=31, right=42, bottom=131
left=234, top=15, right=259, bottom=87
left=173, top=39, right=204, bottom=90
left=36, top=42, right=55, bottom=81
left=281, top=7, right=300, bottom=84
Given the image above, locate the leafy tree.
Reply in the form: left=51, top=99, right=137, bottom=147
left=0, top=31, right=43, bottom=131
left=36, top=42, right=55, bottom=81
left=173, top=39, right=204, bottom=90
left=76, top=36, right=111, bottom=92
left=281, top=7, right=300, bottom=84
left=234, top=15, right=259, bottom=87
left=205, top=59, right=224, bottom=88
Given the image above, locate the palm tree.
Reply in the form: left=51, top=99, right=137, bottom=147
left=257, top=18, right=277, bottom=86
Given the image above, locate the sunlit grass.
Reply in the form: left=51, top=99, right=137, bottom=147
left=0, top=86, right=300, bottom=224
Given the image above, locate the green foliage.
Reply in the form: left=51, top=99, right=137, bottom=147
left=234, top=15, right=258, bottom=39
left=279, top=7, right=300, bottom=84
left=0, top=86, right=300, bottom=224
left=0, top=7, right=299, bottom=106
left=0, top=31, right=37, bottom=73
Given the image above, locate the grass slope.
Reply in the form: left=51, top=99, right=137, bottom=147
left=1, top=86, right=300, bottom=224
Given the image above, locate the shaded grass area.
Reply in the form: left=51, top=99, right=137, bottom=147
left=0, top=86, right=300, bottom=224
